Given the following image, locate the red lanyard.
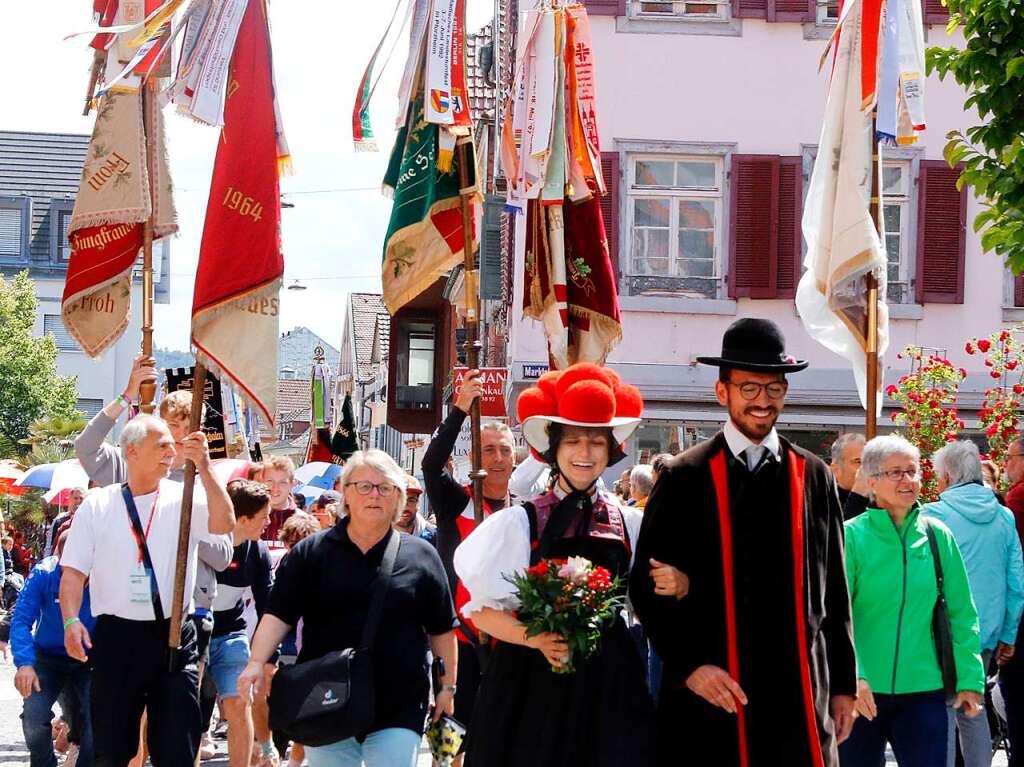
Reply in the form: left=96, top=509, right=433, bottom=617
left=128, top=491, right=159, bottom=565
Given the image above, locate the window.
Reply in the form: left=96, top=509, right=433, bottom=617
left=631, top=0, right=730, bottom=19
left=76, top=398, right=104, bottom=419
left=55, top=209, right=72, bottom=262
left=627, top=156, right=723, bottom=298
left=882, top=161, right=911, bottom=304
left=0, top=197, right=30, bottom=262
left=802, top=147, right=922, bottom=305
left=43, top=314, right=78, bottom=352
left=815, top=0, right=838, bottom=23
left=395, top=320, right=435, bottom=410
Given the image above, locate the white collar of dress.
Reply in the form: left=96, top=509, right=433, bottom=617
left=552, top=482, right=600, bottom=501
left=723, top=419, right=782, bottom=463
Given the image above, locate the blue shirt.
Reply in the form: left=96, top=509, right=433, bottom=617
left=924, top=482, right=1024, bottom=651
left=10, top=556, right=95, bottom=668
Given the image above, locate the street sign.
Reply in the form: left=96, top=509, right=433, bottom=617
left=523, top=364, right=548, bottom=380
left=453, top=367, right=508, bottom=417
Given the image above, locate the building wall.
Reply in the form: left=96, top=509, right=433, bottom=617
left=33, top=277, right=142, bottom=419
left=508, top=10, right=1002, bottom=457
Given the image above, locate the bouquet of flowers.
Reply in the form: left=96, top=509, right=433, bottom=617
left=505, top=556, right=624, bottom=674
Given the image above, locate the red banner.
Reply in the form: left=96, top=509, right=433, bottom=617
left=453, top=367, right=508, bottom=418
left=191, top=0, right=283, bottom=425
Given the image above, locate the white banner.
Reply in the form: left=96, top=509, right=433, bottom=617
left=424, top=0, right=456, bottom=125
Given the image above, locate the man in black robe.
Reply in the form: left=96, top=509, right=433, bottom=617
left=630, top=318, right=857, bottom=767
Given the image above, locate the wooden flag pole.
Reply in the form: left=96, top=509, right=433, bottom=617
left=82, top=50, right=105, bottom=117
left=865, top=114, right=882, bottom=439
left=168, top=363, right=207, bottom=670
left=139, top=79, right=158, bottom=414
left=455, top=135, right=487, bottom=525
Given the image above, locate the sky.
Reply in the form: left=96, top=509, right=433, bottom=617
left=1, top=0, right=496, bottom=352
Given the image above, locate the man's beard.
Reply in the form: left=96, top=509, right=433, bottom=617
left=731, top=406, right=780, bottom=441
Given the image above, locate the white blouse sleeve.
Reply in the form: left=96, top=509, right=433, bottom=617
left=453, top=505, right=532, bottom=617
left=621, top=506, right=644, bottom=570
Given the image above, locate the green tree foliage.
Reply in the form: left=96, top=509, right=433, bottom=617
left=0, top=272, right=78, bottom=449
left=927, top=0, right=1024, bottom=271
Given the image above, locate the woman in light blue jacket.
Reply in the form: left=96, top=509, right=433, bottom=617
left=924, top=440, right=1024, bottom=767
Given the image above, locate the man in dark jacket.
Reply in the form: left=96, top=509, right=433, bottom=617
left=631, top=318, right=857, bottom=767
left=829, top=433, right=870, bottom=520
left=421, top=369, right=516, bottom=731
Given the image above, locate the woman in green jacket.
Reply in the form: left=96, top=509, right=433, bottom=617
left=841, top=435, right=985, bottom=767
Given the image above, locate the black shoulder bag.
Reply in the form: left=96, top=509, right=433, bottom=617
left=923, top=519, right=958, bottom=695
left=269, top=531, right=401, bottom=746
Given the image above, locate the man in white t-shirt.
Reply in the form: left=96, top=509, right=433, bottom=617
left=59, top=414, right=235, bottom=767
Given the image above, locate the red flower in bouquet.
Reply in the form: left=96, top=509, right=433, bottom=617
left=506, top=556, right=624, bottom=674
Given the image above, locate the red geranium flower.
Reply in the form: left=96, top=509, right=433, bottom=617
left=979, top=339, right=992, bottom=353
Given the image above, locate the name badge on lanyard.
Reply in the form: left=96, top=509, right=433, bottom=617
left=129, top=563, right=152, bottom=604
left=127, top=491, right=160, bottom=605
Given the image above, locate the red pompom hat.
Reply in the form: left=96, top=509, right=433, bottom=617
left=516, top=362, right=644, bottom=457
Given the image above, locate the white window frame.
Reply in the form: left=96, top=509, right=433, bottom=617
left=625, top=153, right=726, bottom=299
left=815, top=0, right=839, bottom=24
left=629, top=0, right=731, bottom=22
left=49, top=200, right=74, bottom=265
left=76, top=398, right=104, bottom=419
left=43, top=314, right=79, bottom=353
left=622, top=0, right=742, bottom=35
left=882, top=160, right=913, bottom=305
left=801, top=144, right=922, bottom=307
left=0, top=196, right=31, bottom=263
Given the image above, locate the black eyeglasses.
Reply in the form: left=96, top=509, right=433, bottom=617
left=873, top=469, right=921, bottom=482
left=345, top=481, right=398, bottom=497
left=726, top=381, right=788, bottom=400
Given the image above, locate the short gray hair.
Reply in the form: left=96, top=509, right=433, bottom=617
left=120, top=415, right=168, bottom=459
left=861, top=435, right=920, bottom=478
left=831, top=432, right=866, bottom=463
left=481, top=421, right=514, bottom=441
left=932, top=440, right=983, bottom=486
left=630, top=465, right=655, bottom=498
left=337, top=449, right=407, bottom=521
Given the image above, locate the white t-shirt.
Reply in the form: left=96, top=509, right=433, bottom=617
left=62, top=479, right=217, bottom=620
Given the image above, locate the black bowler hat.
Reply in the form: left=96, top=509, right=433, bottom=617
left=697, top=318, right=809, bottom=373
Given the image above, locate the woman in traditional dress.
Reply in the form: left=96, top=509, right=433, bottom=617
left=453, top=363, right=683, bottom=766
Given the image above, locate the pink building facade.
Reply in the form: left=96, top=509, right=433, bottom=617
left=506, top=1, right=1016, bottom=459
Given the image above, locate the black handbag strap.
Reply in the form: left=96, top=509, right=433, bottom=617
left=359, top=531, right=401, bottom=650
left=923, top=518, right=946, bottom=600
left=121, top=483, right=165, bottom=622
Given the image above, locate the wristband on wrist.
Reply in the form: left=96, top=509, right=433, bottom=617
left=115, top=394, right=131, bottom=409
left=63, top=616, right=80, bottom=630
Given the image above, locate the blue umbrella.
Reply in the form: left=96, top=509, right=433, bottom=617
left=14, top=463, right=59, bottom=489
left=306, top=464, right=343, bottom=492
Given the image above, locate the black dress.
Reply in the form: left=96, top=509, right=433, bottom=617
left=464, top=490, right=656, bottom=766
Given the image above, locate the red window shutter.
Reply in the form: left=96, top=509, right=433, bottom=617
left=1015, top=274, right=1024, bottom=307
left=776, top=156, right=803, bottom=298
left=921, top=0, right=950, bottom=25
left=767, top=0, right=815, bottom=21
left=915, top=160, right=967, bottom=304
left=732, top=0, right=768, bottom=18
left=600, top=152, right=621, bottom=283
left=584, top=0, right=626, bottom=15
left=729, top=155, right=780, bottom=299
